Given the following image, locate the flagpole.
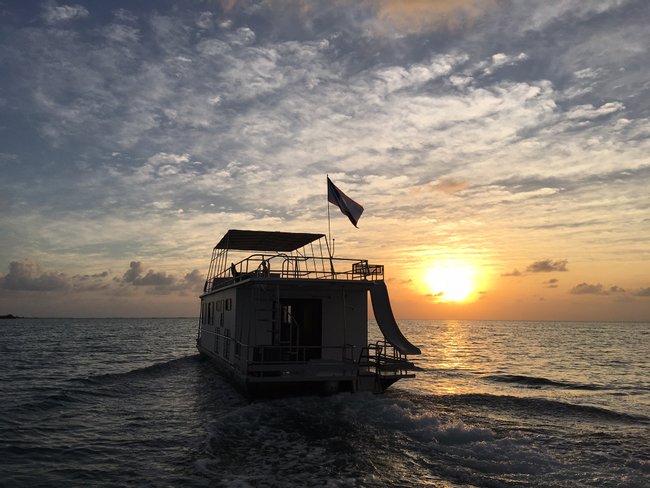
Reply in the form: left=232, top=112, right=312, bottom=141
left=327, top=175, right=332, bottom=252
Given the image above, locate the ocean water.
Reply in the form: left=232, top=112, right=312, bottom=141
left=1, top=318, right=648, bottom=487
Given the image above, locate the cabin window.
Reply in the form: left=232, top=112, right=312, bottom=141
left=217, top=300, right=222, bottom=312
left=219, top=311, right=224, bottom=327
left=226, top=298, right=232, bottom=311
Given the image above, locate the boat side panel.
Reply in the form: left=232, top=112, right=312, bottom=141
left=198, top=287, right=242, bottom=372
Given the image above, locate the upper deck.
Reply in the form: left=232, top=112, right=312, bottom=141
left=202, top=229, right=384, bottom=294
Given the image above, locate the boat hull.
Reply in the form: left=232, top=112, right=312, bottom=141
left=197, top=341, right=388, bottom=398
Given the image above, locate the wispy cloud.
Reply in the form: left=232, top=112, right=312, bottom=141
left=371, top=0, right=495, bottom=32
left=414, top=178, right=469, bottom=194
left=42, top=2, right=89, bottom=24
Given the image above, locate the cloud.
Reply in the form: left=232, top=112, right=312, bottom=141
left=635, top=287, right=650, bottom=297
left=481, top=52, right=528, bottom=75
left=71, top=271, right=112, bottom=292
left=566, top=102, right=625, bottom=121
left=122, top=261, right=175, bottom=286
left=134, top=270, right=176, bottom=287
left=119, top=261, right=203, bottom=293
left=220, top=0, right=494, bottom=33
left=544, top=278, right=559, bottom=288
left=415, top=178, right=469, bottom=194
left=570, top=283, right=628, bottom=296
left=42, top=2, right=89, bottom=24
left=0, top=259, right=203, bottom=299
left=526, top=260, right=568, bottom=273
left=570, top=283, right=606, bottom=295
left=0, top=153, right=18, bottom=163
left=196, top=11, right=214, bottom=30
left=123, top=261, right=144, bottom=283
left=425, top=291, right=445, bottom=302
left=0, top=261, right=69, bottom=291
left=502, top=269, right=521, bottom=277
left=370, top=0, right=495, bottom=32
left=184, top=269, right=204, bottom=288
left=102, top=23, right=140, bottom=44
left=133, top=153, right=193, bottom=182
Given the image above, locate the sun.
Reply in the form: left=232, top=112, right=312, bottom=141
left=424, top=265, right=476, bottom=303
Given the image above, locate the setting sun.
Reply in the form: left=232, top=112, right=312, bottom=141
left=424, top=265, right=476, bottom=302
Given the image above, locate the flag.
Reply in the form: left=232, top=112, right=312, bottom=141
left=327, top=177, right=364, bottom=227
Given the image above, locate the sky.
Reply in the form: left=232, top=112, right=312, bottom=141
left=1, top=0, right=649, bottom=320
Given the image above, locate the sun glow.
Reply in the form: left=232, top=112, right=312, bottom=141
left=424, top=265, right=476, bottom=303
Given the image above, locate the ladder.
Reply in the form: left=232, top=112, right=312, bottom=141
left=252, top=284, right=279, bottom=362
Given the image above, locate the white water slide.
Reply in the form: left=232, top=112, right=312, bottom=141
left=369, top=281, right=421, bottom=355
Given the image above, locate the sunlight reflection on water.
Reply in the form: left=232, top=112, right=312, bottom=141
left=371, top=319, right=650, bottom=416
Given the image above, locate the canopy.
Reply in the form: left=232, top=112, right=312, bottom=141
left=215, top=229, right=325, bottom=252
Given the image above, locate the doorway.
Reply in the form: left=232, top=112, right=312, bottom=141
left=279, top=298, right=322, bottom=360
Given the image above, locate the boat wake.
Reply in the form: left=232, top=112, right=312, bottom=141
left=196, top=392, right=562, bottom=487
left=8, top=356, right=202, bottom=415
left=192, top=388, right=650, bottom=487
left=419, top=391, right=650, bottom=424
left=483, top=373, right=603, bottom=390
left=74, top=354, right=201, bottom=385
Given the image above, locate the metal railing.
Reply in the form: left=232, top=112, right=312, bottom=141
left=245, top=343, right=357, bottom=365
left=359, top=341, right=414, bottom=378
left=204, top=252, right=384, bottom=293
left=198, top=329, right=358, bottom=363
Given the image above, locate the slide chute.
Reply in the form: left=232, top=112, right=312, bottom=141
left=369, top=281, right=421, bottom=355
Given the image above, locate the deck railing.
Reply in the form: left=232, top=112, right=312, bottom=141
left=204, top=252, right=384, bottom=293
left=359, top=341, right=414, bottom=378
left=198, top=328, right=414, bottom=379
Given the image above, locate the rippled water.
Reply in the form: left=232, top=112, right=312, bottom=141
left=1, top=318, right=648, bottom=487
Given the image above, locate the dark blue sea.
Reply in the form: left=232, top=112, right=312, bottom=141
left=1, top=318, right=648, bottom=487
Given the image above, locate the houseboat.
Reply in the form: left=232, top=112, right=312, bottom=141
left=196, top=229, right=420, bottom=396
